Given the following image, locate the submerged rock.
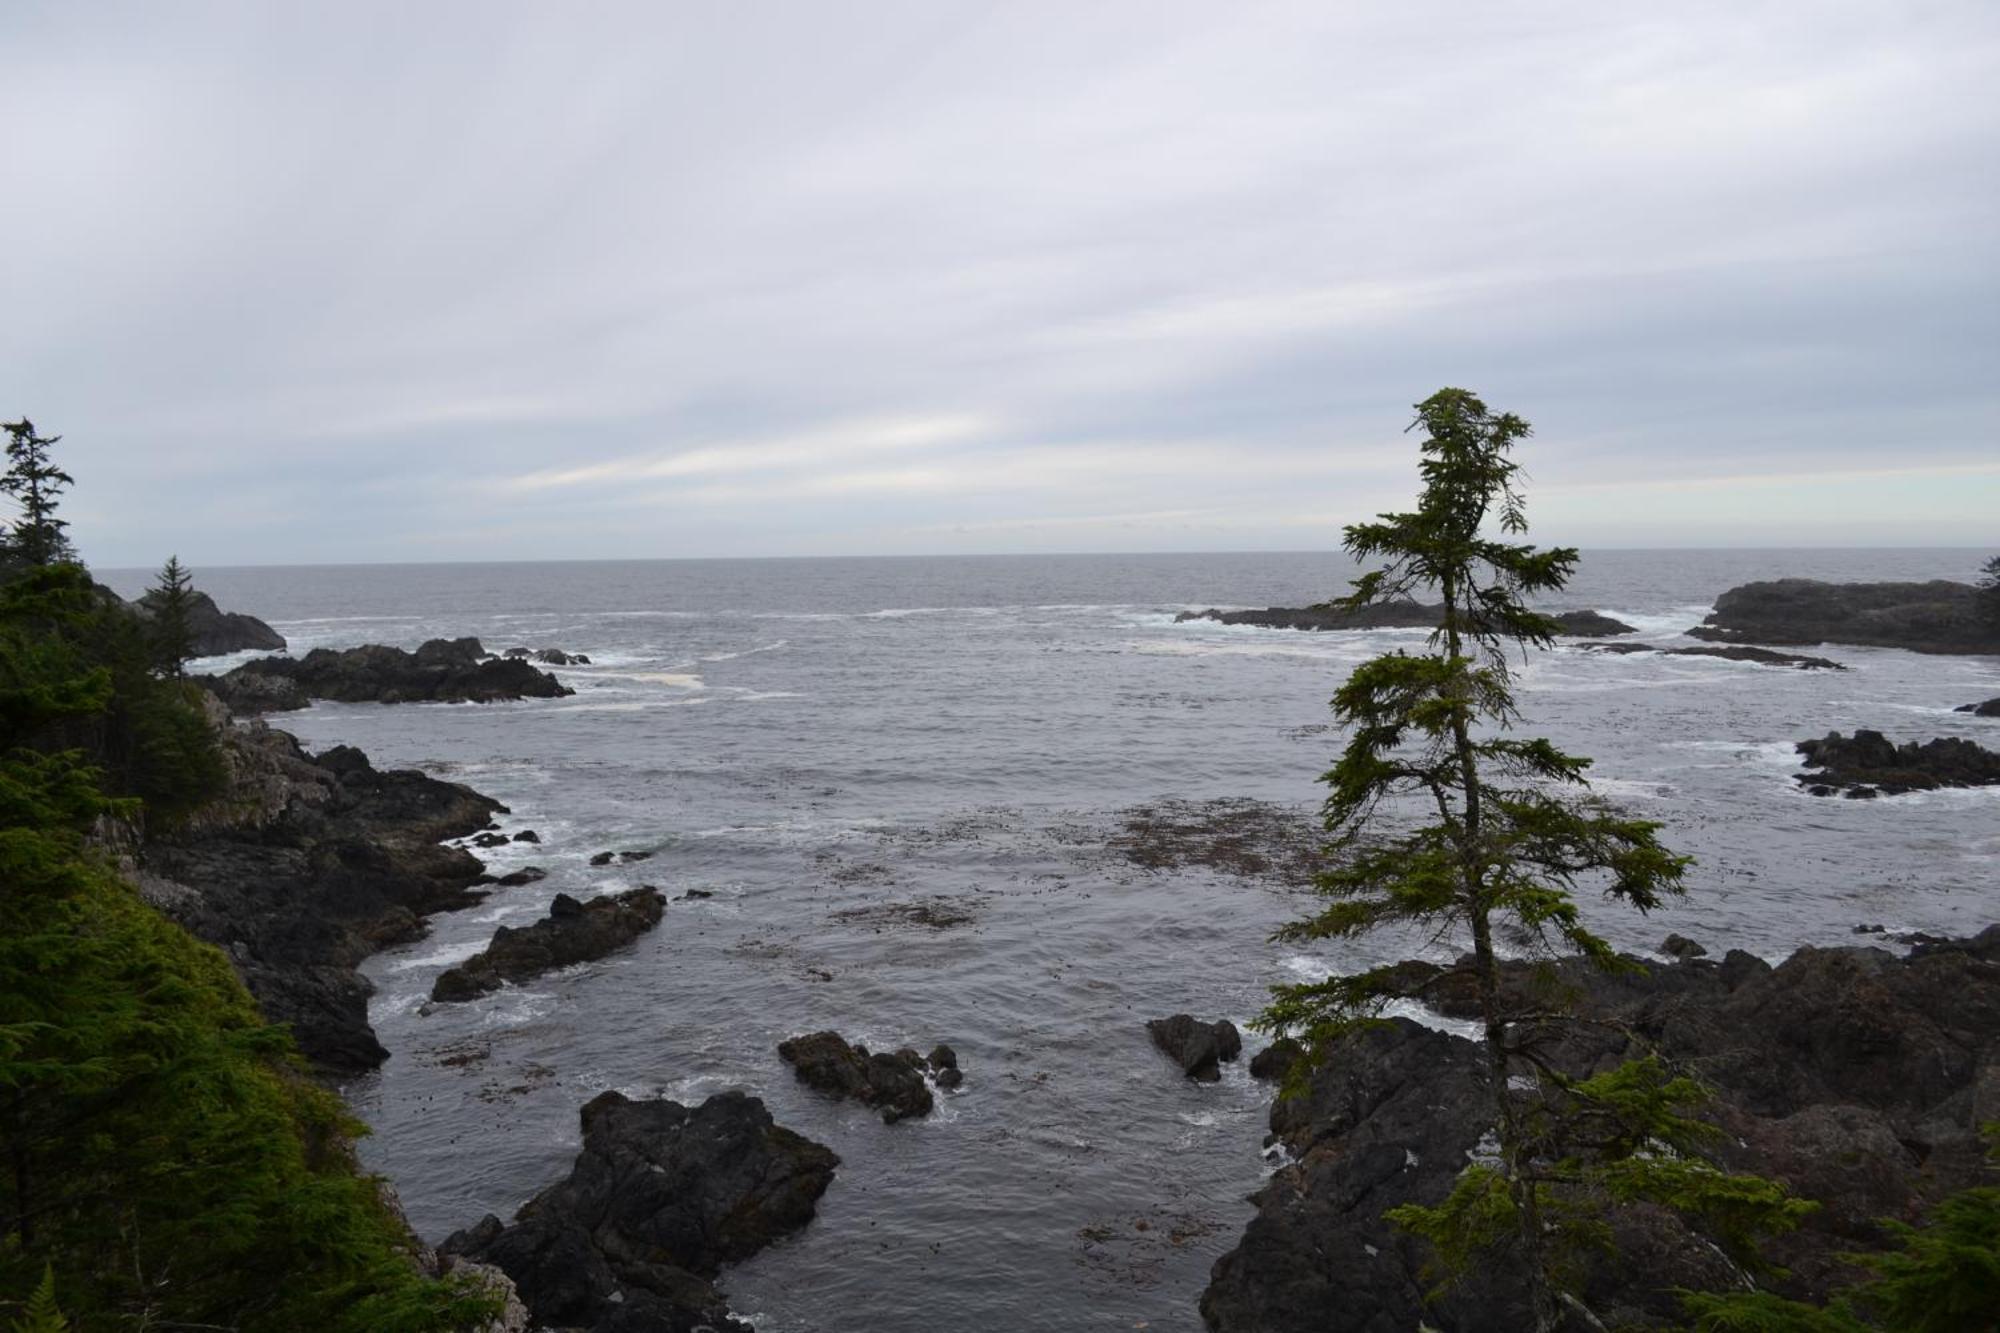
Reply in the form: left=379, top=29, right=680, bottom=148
left=210, top=637, right=572, bottom=708
left=442, top=1090, right=838, bottom=1333
left=1147, top=1014, right=1243, bottom=1082
left=776, top=1030, right=957, bottom=1121
left=1175, top=603, right=1636, bottom=636
left=1795, top=729, right=2000, bottom=797
left=1689, top=578, right=2000, bottom=655
left=431, top=888, right=665, bottom=1002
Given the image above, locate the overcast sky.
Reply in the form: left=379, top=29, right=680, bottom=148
left=3, top=1, right=1995, bottom=567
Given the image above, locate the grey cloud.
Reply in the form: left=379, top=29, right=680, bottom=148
left=1, top=0, right=1994, bottom=564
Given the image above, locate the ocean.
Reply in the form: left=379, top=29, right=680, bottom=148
left=99, top=549, right=2000, bottom=1332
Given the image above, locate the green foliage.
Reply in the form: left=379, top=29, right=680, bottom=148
left=0, top=493, right=493, bottom=1327
left=1683, top=1174, right=1999, bottom=1332
left=0, top=423, right=74, bottom=568
left=145, top=556, right=195, bottom=680
left=1260, top=390, right=1805, bottom=1330
left=12, top=1266, right=68, bottom=1333
left=1855, top=1184, right=2000, bottom=1332
left=0, top=564, right=225, bottom=823
left=1683, top=1289, right=1871, bottom=1332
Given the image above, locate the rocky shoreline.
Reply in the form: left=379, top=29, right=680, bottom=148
left=1203, top=927, right=2000, bottom=1331
left=137, top=699, right=508, bottom=1071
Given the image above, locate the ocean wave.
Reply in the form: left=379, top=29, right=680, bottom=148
left=699, top=641, right=789, bottom=663
left=1593, top=604, right=1716, bottom=637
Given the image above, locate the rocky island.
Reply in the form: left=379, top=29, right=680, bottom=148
left=202, top=635, right=574, bottom=711
left=1794, top=728, right=2000, bottom=797
left=1689, top=578, right=2000, bottom=655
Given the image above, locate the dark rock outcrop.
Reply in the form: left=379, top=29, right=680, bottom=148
left=1147, top=1014, right=1243, bottom=1082
left=1795, top=729, right=2000, bottom=797
left=1176, top=604, right=1636, bottom=636
left=1576, top=642, right=1846, bottom=670
left=1660, top=933, right=1708, bottom=959
left=1202, top=928, right=2000, bottom=1331
left=137, top=705, right=505, bottom=1072
left=207, top=637, right=572, bottom=709
left=431, top=888, right=666, bottom=1002
left=442, top=1090, right=838, bottom=1333
left=1956, top=697, right=2000, bottom=717
left=776, top=1030, right=957, bottom=1121
left=1688, top=579, right=2000, bottom=655
left=131, top=587, right=287, bottom=656
left=1248, top=1038, right=1304, bottom=1083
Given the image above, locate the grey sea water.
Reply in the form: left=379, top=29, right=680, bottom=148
left=102, top=549, right=2000, bottom=1332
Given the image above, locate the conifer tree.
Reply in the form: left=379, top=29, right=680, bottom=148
left=1977, top=554, right=2000, bottom=626
left=0, top=422, right=74, bottom=567
left=1262, top=389, right=1806, bottom=1329
left=149, top=555, right=197, bottom=678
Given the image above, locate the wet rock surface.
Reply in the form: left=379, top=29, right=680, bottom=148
left=1147, top=1014, right=1243, bottom=1082
left=137, top=703, right=504, bottom=1072
left=431, top=888, right=667, bottom=1002
left=442, top=1090, right=838, bottom=1333
left=1577, top=641, right=1847, bottom=670
left=1688, top=578, right=2000, bottom=654
left=1203, top=927, right=2000, bottom=1331
left=1175, top=603, right=1636, bottom=636
left=776, top=1030, right=958, bottom=1121
left=1957, top=697, right=2000, bottom=717
left=1795, top=728, right=2000, bottom=797
left=205, top=636, right=573, bottom=708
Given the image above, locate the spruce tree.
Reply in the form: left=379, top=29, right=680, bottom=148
left=149, top=555, right=197, bottom=678
left=1262, top=389, right=1805, bottom=1329
left=0, top=422, right=75, bottom=568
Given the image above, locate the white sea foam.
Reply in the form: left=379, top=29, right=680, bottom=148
left=388, top=941, right=488, bottom=972
left=1667, top=739, right=1800, bottom=766
left=1380, top=999, right=1484, bottom=1040
left=1593, top=604, right=1717, bottom=638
